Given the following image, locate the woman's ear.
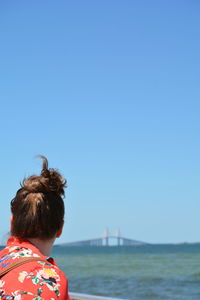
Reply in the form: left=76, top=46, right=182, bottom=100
left=56, top=222, right=64, bottom=238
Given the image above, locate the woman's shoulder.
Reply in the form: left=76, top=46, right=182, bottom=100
left=0, top=262, right=69, bottom=299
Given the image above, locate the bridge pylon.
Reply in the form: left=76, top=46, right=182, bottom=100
left=103, top=227, right=109, bottom=246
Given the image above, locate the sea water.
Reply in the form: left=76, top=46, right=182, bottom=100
left=52, top=244, right=200, bottom=300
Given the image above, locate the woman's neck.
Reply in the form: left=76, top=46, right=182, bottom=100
left=27, top=237, right=55, bottom=256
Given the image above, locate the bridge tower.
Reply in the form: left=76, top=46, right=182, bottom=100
left=103, top=228, right=109, bottom=246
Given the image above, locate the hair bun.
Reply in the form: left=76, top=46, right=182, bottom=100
left=22, top=155, right=67, bottom=196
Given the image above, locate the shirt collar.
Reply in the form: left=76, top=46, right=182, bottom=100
left=6, top=236, right=56, bottom=265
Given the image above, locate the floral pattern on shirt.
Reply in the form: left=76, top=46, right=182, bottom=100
left=0, top=237, right=69, bottom=300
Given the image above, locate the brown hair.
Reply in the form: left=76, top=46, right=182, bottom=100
left=10, top=155, right=67, bottom=240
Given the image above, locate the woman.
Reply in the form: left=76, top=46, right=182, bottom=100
left=0, top=156, right=70, bottom=299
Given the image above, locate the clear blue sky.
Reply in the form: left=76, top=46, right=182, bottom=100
left=0, top=0, right=199, bottom=244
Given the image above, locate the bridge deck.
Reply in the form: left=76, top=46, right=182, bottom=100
left=61, top=236, right=148, bottom=246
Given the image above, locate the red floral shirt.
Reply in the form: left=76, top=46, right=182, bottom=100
left=0, top=236, right=70, bottom=300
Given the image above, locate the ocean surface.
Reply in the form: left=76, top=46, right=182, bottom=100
left=51, top=244, right=200, bottom=300
left=0, top=243, right=199, bottom=299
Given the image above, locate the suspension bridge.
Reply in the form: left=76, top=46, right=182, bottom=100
left=62, top=229, right=148, bottom=246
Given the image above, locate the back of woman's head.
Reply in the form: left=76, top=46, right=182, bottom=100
left=10, top=155, right=67, bottom=240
